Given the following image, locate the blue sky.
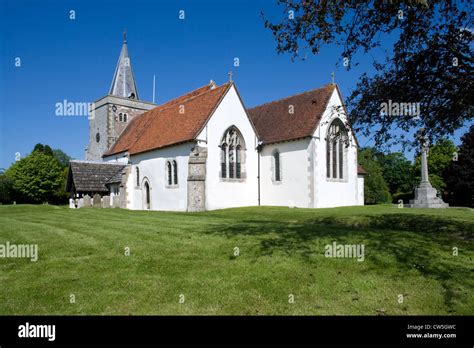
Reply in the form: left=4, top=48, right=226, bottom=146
left=0, top=0, right=470, bottom=169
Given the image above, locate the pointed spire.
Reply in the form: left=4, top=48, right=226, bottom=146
left=109, top=32, right=139, bottom=100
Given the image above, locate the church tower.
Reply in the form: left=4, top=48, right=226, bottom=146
left=86, top=33, right=156, bottom=161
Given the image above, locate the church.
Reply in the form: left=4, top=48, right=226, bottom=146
left=66, top=36, right=365, bottom=211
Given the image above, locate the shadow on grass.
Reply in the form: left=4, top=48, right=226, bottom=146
left=205, top=213, right=474, bottom=312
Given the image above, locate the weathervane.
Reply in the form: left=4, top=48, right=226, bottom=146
left=228, top=70, right=233, bottom=83
left=123, top=29, right=127, bottom=43
left=331, top=71, right=335, bottom=84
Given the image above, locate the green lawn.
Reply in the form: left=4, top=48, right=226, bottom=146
left=0, top=204, right=472, bottom=315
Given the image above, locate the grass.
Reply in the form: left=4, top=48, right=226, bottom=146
left=0, top=204, right=472, bottom=315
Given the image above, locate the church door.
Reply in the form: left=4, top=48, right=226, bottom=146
left=144, top=182, right=150, bottom=210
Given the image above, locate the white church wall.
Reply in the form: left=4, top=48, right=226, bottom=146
left=199, top=85, right=259, bottom=210
left=313, top=89, right=362, bottom=208
left=259, top=139, right=312, bottom=208
left=357, top=176, right=365, bottom=205
left=128, top=142, right=193, bottom=211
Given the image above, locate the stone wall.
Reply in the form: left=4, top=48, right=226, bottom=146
left=187, top=146, right=207, bottom=212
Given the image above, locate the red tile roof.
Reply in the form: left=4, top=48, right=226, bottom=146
left=248, top=84, right=336, bottom=144
left=105, top=82, right=231, bottom=156
left=357, top=165, right=367, bottom=175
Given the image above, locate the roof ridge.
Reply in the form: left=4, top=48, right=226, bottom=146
left=248, top=83, right=335, bottom=111
left=151, top=82, right=229, bottom=115
left=71, top=160, right=125, bottom=165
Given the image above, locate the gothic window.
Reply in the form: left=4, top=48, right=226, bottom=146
left=123, top=114, right=128, bottom=122
left=119, top=113, right=123, bottom=122
left=173, top=160, right=178, bottom=185
left=326, top=118, right=349, bottom=180
left=220, top=127, right=246, bottom=180
left=136, top=167, right=140, bottom=186
left=273, top=150, right=281, bottom=182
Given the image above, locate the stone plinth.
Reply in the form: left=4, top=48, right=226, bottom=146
left=407, top=182, right=448, bottom=208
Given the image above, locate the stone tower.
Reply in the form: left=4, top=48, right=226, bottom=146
left=85, top=33, right=155, bottom=161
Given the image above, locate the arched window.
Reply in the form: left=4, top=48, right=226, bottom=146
left=119, top=113, right=123, bottom=122
left=326, top=118, right=349, bottom=180
left=220, top=127, right=246, bottom=180
left=144, top=181, right=150, bottom=210
left=123, top=113, right=128, bottom=122
left=167, top=161, right=172, bottom=186
left=273, top=150, right=281, bottom=182
left=136, top=167, right=140, bottom=186
left=173, top=160, right=178, bottom=185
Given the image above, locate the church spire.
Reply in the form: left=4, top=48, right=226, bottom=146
left=109, top=31, right=139, bottom=100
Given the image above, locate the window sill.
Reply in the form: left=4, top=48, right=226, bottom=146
left=220, top=178, right=246, bottom=183
left=326, top=177, right=348, bottom=183
left=165, top=185, right=179, bottom=189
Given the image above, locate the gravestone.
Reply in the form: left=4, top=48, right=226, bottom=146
left=93, top=194, right=101, bottom=208
left=69, top=198, right=75, bottom=209
left=113, top=196, right=121, bottom=208
left=83, top=195, right=91, bottom=207
left=78, top=198, right=84, bottom=208
left=408, top=135, right=448, bottom=208
left=102, top=196, right=110, bottom=208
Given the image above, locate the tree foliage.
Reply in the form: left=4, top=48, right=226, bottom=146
left=5, top=148, right=67, bottom=204
left=443, top=126, right=474, bottom=207
left=263, top=0, right=473, bottom=148
left=358, top=148, right=392, bottom=204
left=377, top=151, right=417, bottom=197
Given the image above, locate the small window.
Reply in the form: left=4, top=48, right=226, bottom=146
left=274, top=151, right=281, bottom=182
left=119, top=113, right=123, bottom=122
left=167, top=161, right=172, bottom=186
left=123, top=114, right=128, bottom=122
left=136, top=167, right=140, bottom=186
left=95, top=132, right=100, bottom=143
left=173, top=160, right=178, bottom=185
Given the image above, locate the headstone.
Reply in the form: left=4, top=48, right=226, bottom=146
left=93, top=194, right=101, bottom=208
left=78, top=198, right=84, bottom=208
left=102, top=196, right=110, bottom=208
left=408, top=135, right=448, bottom=208
left=69, top=198, right=75, bottom=209
left=83, top=195, right=91, bottom=207
left=113, top=197, right=121, bottom=208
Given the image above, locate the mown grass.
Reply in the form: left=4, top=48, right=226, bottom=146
left=0, top=204, right=472, bottom=315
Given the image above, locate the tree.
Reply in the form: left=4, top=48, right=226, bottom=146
left=377, top=152, right=417, bottom=200
left=53, top=149, right=72, bottom=168
left=263, top=0, right=473, bottom=148
left=0, top=173, right=14, bottom=204
left=5, top=151, right=65, bottom=203
left=358, top=148, right=392, bottom=204
left=443, top=126, right=474, bottom=207
left=413, top=138, right=457, bottom=192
